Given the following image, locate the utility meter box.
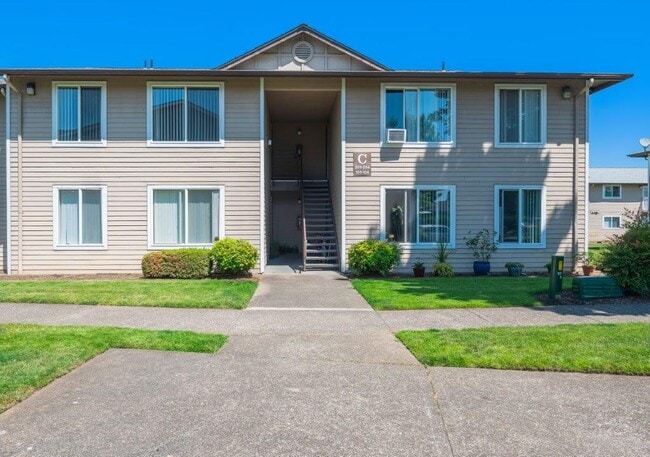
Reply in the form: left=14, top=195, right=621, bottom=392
left=548, top=255, right=564, bottom=299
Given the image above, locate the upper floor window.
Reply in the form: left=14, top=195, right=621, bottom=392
left=147, top=83, right=224, bottom=146
left=643, top=186, right=648, bottom=199
left=603, top=216, right=621, bottom=229
left=495, top=84, right=546, bottom=147
left=381, top=84, right=455, bottom=145
left=381, top=186, right=456, bottom=247
left=52, top=82, right=107, bottom=145
left=495, top=185, right=546, bottom=248
left=603, top=185, right=622, bottom=199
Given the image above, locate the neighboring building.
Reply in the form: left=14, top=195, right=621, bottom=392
left=0, top=24, right=631, bottom=275
left=588, top=168, right=648, bottom=242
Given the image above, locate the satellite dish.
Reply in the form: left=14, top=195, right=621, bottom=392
left=640, top=138, right=650, bottom=148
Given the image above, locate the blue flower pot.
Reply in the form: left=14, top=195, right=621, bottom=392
left=473, top=261, right=491, bottom=276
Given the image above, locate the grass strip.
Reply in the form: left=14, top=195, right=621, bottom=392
left=0, top=324, right=227, bottom=412
left=0, top=279, right=257, bottom=309
left=397, top=323, right=650, bottom=375
left=352, top=276, right=571, bottom=310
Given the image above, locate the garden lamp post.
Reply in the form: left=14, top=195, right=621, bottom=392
left=627, top=138, right=650, bottom=222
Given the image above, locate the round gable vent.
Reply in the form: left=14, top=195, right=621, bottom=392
left=292, top=41, right=314, bottom=63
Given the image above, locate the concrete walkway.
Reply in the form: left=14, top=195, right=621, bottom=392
left=1, top=273, right=649, bottom=456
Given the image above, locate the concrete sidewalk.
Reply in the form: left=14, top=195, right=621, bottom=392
left=1, top=273, right=649, bottom=456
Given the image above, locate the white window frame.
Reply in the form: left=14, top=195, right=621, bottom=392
left=380, top=185, right=456, bottom=249
left=147, top=185, right=225, bottom=249
left=643, top=186, right=648, bottom=199
left=52, top=185, right=108, bottom=250
left=380, top=83, right=456, bottom=147
left=602, top=184, right=622, bottom=199
left=52, top=81, right=107, bottom=147
left=146, top=82, right=225, bottom=148
left=602, top=215, right=622, bottom=230
left=494, top=185, right=547, bottom=249
left=494, top=84, right=547, bottom=148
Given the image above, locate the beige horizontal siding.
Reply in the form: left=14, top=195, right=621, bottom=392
left=344, top=79, right=586, bottom=273
left=0, top=95, right=5, bottom=272
left=8, top=76, right=261, bottom=274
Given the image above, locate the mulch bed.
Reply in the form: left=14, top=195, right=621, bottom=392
left=537, top=291, right=650, bottom=307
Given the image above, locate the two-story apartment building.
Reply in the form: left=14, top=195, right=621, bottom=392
left=0, top=24, right=631, bottom=275
left=589, top=168, right=648, bottom=242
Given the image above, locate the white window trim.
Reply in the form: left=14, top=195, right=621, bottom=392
left=51, top=81, right=107, bottom=147
left=643, top=186, right=648, bottom=199
left=52, top=185, right=108, bottom=250
left=379, top=83, right=456, bottom=148
left=602, top=215, right=622, bottom=229
left=146, top=82, right=225, bottom=148
left=494, top=185, right=547, bottom=249
left=494, top=84, right=547, bottom=148
left=380, top=185, right=456, bottom=249
left=147, top=185, right=225, bottom=250
left=602, top=184, right=622, bottom=199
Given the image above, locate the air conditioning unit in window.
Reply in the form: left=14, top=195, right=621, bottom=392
left=386, top=129, right=407, bottom=143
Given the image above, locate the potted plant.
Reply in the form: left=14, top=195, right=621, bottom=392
left=412, top=259, right=426, bottom=278
left=465, top=229, right=498, bottom=276
left=544, top=262, right=552, bottom=274
left=433, top=242, right=453, bottom=277
left=505, top=262, right=524, bottom=277
left=576, top=252, right=595, bottom=276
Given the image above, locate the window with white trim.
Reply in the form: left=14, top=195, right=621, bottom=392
left=149, top=187, right=223, bottom=247
left=603, top=216, right=621, bottom=229
left=53, top=186, right=107, bottom=248
left=642, top=186, right=648, bottom=199
left=495, top=186, right=545, bottom=247
left=495, top=84, right=546, bottom=147
left=147, top=83, right=224, bottom=145
left=52, top=82, right=107, bottom=144
left=602, top=185, right=622, bottom=199
left=382, top=186, right=455, bottom=246
left=381, top=84, right=455, bottom=144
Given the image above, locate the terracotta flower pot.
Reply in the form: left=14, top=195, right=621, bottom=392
left=582, top=265, right=595, bottom=276
left=413, top=267, right=426, bottom=278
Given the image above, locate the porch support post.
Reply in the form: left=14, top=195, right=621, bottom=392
left=259, top=77, right=266, bottom=273
left=340, top=77, right=346, bottom=272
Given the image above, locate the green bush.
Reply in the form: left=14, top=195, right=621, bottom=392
left=599, top=213, right=650, bottom=295
left=348, top=239, right=401, bottom=276
left=209, top=238, right=258, bottom=276
left=141, top=249, right=210, bottom=279
left=433, top=262, right=454, bottom=277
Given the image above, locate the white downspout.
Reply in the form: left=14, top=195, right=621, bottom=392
left=259, top=77, right=265, bottom=274
left=584, top=81, right=591, bottom=253
left=340, top=78, right=346, bottom=272
left=3, top=76, right=10, bottom=275
left=575, top=78, right=593, bottom=263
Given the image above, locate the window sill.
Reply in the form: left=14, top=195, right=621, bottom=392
left=147, top=244, right=213, bottom=250
left=52, top=141, right=107, bottom=148
left=498, top=243, right=546, bottom=249
left=494, top=143, right=545, bottom=149
left=380, top=141, right=455, bottom=149
left=146, top=141, right=224, bottom=148
left=391, top=242, right=456, bottom=250
left=54, top=245, right=108, bottom=251
left=602, top=197, right=623, bottom=200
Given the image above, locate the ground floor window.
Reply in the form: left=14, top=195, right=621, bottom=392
left=495, top=186, right=545, bottom=247
left=382, top=186, right=455, bottom=247
left=148, top=187, right=223, bottom=247
left=603, top=216, right=621, bottom=229
left=54, top=186, right=107, bottom=249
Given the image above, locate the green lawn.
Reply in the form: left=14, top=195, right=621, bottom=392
left=397, top=323, right=650, bottom=375
left=0, top=324, right=227, bottom=412
left=589, top=242, right=610, bottom=265
left=0, top=279, right=257, bottom=309
left=352, top=276, right=571, bottom=310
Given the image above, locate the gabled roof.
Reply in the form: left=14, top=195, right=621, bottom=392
left=589, top=168, right=649, bottom=184
left=216, top=23, right=390, bottom=71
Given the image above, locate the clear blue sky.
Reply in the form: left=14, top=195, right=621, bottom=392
left=2, top=0, right=648, bottom=167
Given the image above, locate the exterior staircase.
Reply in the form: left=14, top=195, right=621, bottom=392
left=302, top=181, right=339, bottom=270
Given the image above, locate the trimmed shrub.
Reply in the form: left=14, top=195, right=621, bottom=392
left=599, top=213, right=650, bottom=295
left=348, top=239, right=401, bottom=276
left=209, top=238, right=258, bottom=276
left=433, top=262, right=454, bottom=277
left=141, top=249, right=210, bottom=279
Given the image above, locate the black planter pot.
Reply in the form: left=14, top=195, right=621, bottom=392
left=507, top=266, right=523, bottom=277
left=413, top=267, right=426, bottom=278
left=473, top=261, right=491, bottom=276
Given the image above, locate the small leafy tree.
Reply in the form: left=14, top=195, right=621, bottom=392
left=464, top=229, right=498, bottom=262
left=599, top=211, right=650, bottom=295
